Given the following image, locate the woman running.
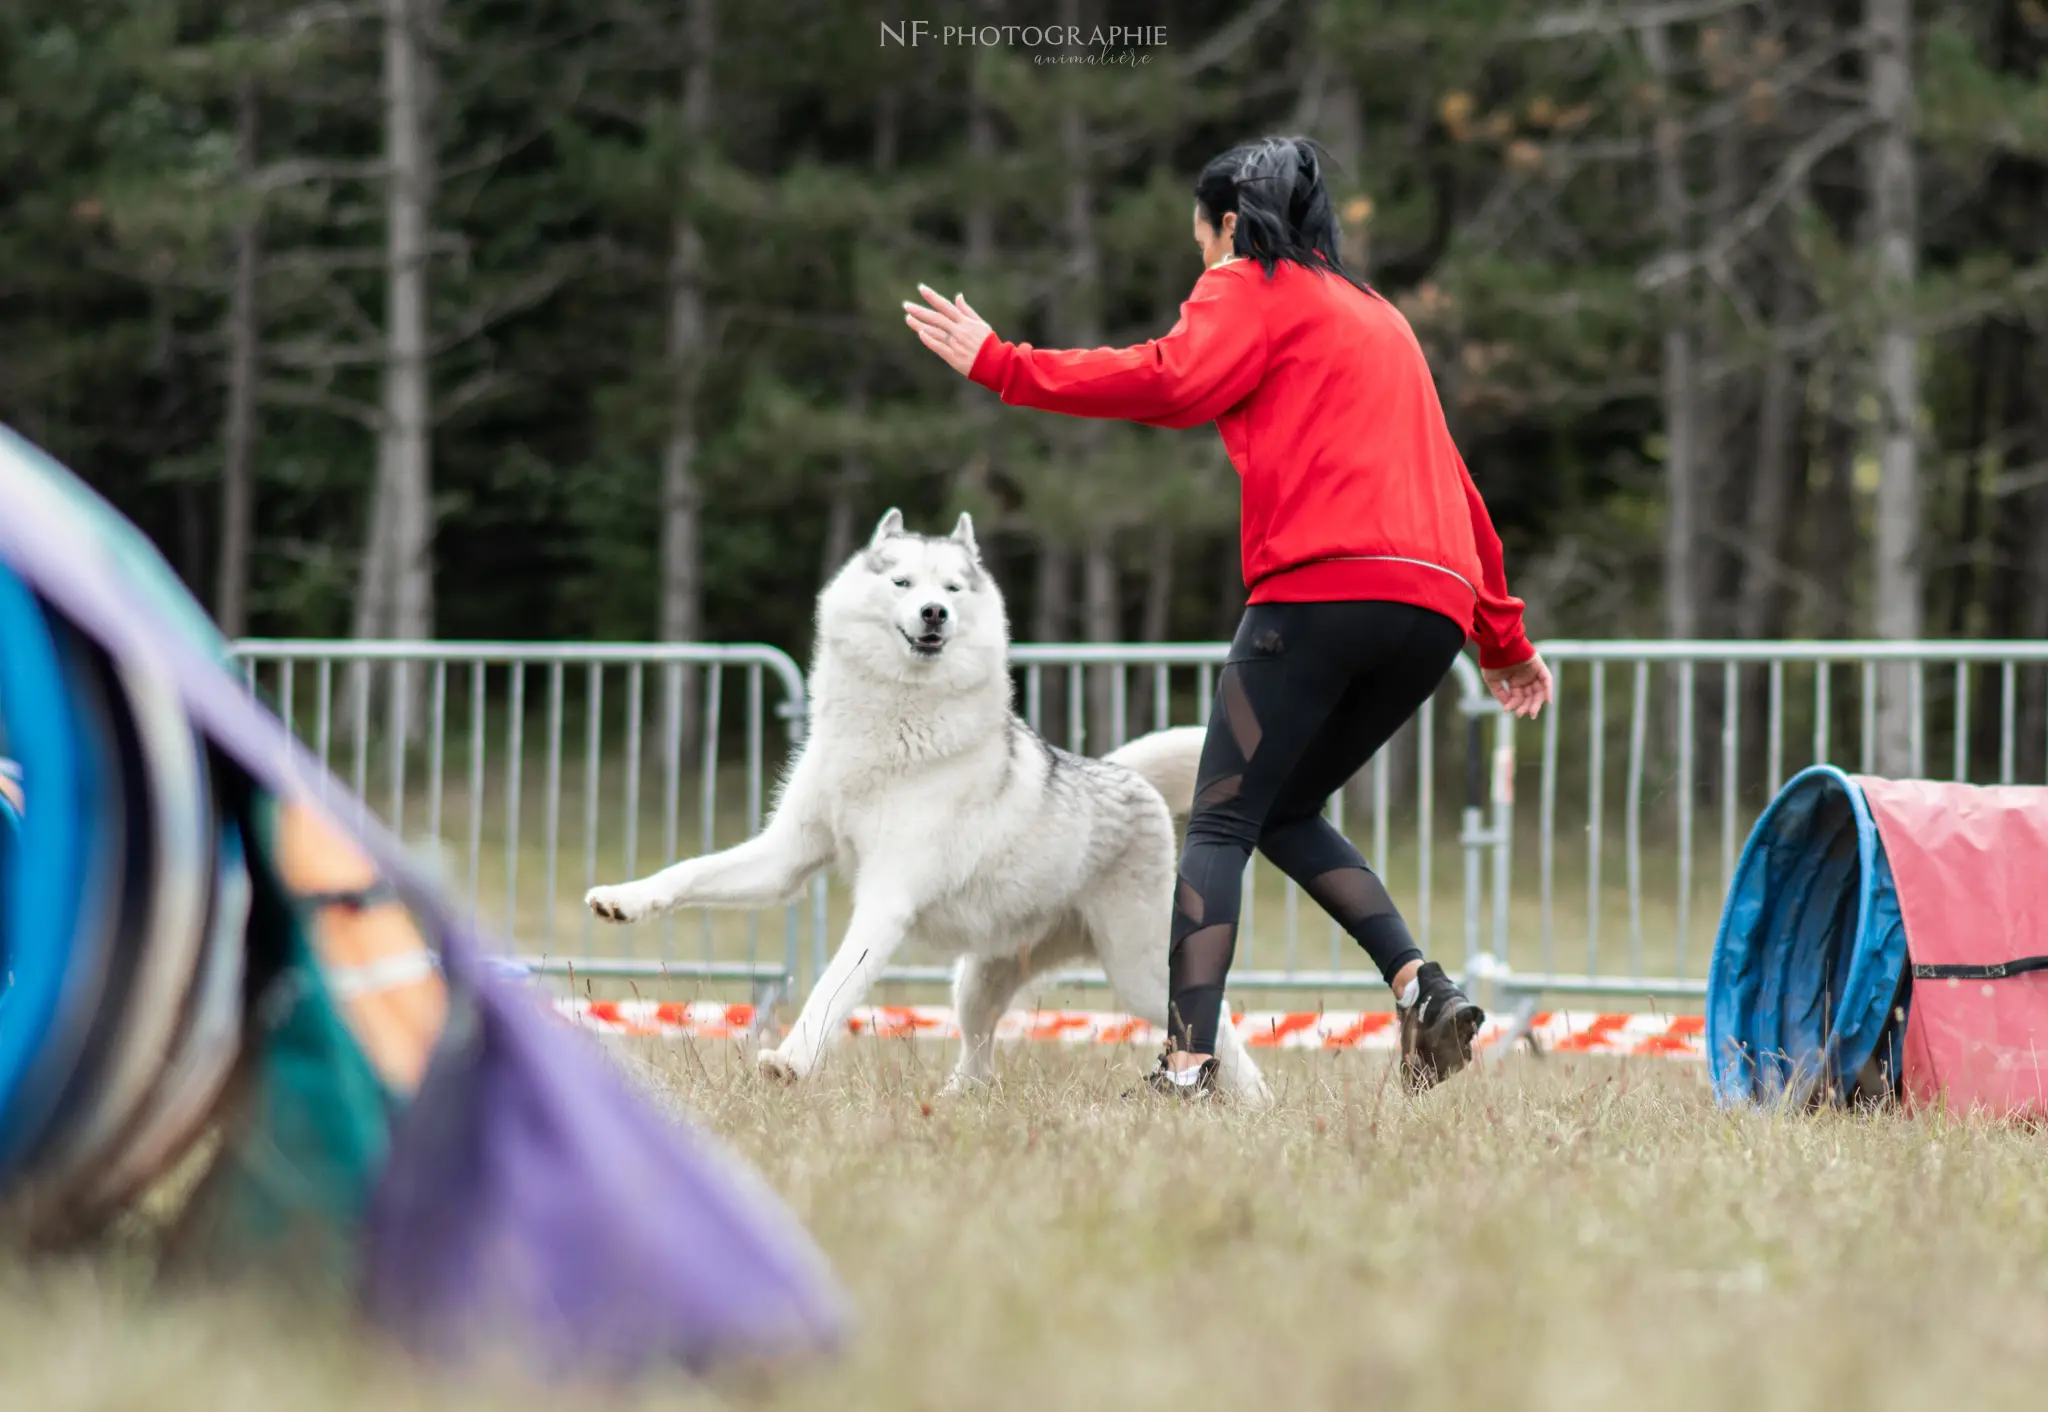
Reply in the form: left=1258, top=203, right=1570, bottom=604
left=904, top=134, right=1552, bottom=1096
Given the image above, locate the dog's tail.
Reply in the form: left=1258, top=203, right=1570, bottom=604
left=1103, top=726, right=1207, bottom=818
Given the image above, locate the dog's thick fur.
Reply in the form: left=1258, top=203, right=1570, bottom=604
left=586, top=509, right=1269, bottom=1101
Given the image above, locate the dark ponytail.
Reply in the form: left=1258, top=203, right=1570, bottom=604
left=1194, top=135, right=1377, bottom=298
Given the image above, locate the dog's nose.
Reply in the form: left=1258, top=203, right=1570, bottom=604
left=920, top=603, right=948, bottom=629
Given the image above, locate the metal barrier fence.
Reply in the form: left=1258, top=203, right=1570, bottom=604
left=229, top=639, right=1512, bottom=1006
left=231, top=636, right=2048, bottom=1019
left=233, top=640, right=816, bottom=999
left=1498, top=642, right=2048, bottom=1015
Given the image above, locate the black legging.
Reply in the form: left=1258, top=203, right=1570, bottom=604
left=1169, top=600, right=1467, bottom=1056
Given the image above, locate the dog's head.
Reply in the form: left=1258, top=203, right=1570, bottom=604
left=817, top=508, right=1007, bottom=683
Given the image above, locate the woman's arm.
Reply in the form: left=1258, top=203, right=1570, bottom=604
left=910, top=268, right=1268, bottom=430
left=1458, top=454, right=1553, bottom=718
left=1456, top=452, right=1535, bottom=671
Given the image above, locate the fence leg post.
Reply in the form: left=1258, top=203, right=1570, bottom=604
left=781, top=684, right=813, bottom=1008
left=810, top=874, right=830, bottom=998
left=1489, top=707, right=1516, bottom=1015
left=1491, top=994, right=1544, bottom=1064
left=749, top=976, right=787, bottom=1043
left=1462, top=713, right=1484, bottom=993
left=783, top=903, right=801, bottom=1016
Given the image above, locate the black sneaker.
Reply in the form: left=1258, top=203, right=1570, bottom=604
left=1398, top=962, right=1485, bottom=1091
left=1129, top=1049, right=1219, bottom=1102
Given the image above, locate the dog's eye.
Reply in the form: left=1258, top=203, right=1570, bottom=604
left=945, top=584, right=962, bottom=594
left=891, top=577, right=911, bottom=589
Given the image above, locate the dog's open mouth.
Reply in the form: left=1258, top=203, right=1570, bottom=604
left=903, top=629, right=946, bottom=658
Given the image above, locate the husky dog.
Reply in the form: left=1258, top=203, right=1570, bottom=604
left=586, top=509, right=1269, bottom=1101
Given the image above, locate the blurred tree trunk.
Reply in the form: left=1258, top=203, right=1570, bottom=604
left=1055, top=0, right=1118, bottom=752
left=1134, top=526, right=1174, bottom=728
left=214, top=74, right=262, bottom=639
left=1032, top=545, right=1072, bottom=642
left=659, top=0, right=715, bottom=756
left=962, top=35, right=993, bottom=279
left=1294, top=1, right=1366, bottom=269
left=1867, top=0, right=1923, bottom=776
left=1033, top=543, right=1072, bottom=740
left=1083, top=529, right=1120, bottom=744
left=1642, top=21, right=1703, bottom=644
left=1737, top=262, right=1809, bottom=644
left=954, top=3, right=998, bottom=531
left=212, top=71, right=262, bottom=635
left=1812, top=358, right=1861, bottom=640
left=1739, top=256, right=1811, bottom=783
left=819, top=375, right=870, bottom=583
left=1947, top=324, right=1998, bottom=771
left=1987, top=327, right=2033, bottom=643
left=1944, top=323, right=1996, bottom=640
left=1698, top=8, right=1751, bottom=643
left=821, top=89, right=897, bottom=586
left=2018, top=333, right=2048, bottom=781
left=660, top=216, right=707, bottom=749
left=381, top=0, right=434, bottom=656
left=352, top=478, right=391, bottom=646
left=351, top=0, right=437, bottom=747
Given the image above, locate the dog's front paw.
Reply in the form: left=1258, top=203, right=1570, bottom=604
left=937, top=1071, right=991, bottom=1099
left=586, top=881, right=659, bottom=925
left=756, top=1047, right=805, bottom=1084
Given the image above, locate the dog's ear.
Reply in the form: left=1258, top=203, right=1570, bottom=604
left=867, top=508, right=905, bottom=553
left=949, top=512, right=980, bottom=561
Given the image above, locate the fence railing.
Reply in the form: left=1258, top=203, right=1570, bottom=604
left=229, top=638, right=1512, bottom=1006
left=1500, top=641, right=2048, bottom=1012
left=230, top=636, right=2048, bottom=1019
left=233, top=640, right=815, bottom=995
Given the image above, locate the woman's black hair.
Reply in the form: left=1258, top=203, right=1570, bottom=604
left=1194, top=135, right=1378, bottom=298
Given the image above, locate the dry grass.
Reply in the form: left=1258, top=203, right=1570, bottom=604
left=8, top=1044, right=2048, bottom=1411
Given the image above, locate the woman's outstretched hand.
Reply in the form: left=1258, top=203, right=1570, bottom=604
left=904, top=285, right=995, bottom=377
left=1483, top=653, right=1554, bottom=720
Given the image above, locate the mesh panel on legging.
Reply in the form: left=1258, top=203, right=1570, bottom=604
left=1167, top=665, right=1261, bottom=1055
left=1170, top=821, right=1251, bottom=1055
left=1258, top=813, right=1424, bottom=984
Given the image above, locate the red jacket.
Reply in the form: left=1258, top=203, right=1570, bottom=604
left=967, top=257, right=1534, bottom=670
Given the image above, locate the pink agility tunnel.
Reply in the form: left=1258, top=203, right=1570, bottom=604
left=1862, top=778, right=2048, bottom=1114
left=1708, top=765, right=2048, bottom=1115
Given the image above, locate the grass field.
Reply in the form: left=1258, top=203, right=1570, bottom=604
left=9, top=1044, right=2048, bottom=1411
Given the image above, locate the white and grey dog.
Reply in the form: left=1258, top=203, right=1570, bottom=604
left=585, top=509, right=1269, bottom=1101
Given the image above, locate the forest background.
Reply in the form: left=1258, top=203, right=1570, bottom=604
left=2, top=0, right=2044, bottom=773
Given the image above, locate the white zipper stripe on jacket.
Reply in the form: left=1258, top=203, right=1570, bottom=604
left=1317, top=555, right=1478, bottom=596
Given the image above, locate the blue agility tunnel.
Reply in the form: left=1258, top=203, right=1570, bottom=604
left=0, top=424, right=847, bottom=1373
left=1709, top=763, right=2048, bottom=1114
left=1706, top=766, right=1910, bottom=1107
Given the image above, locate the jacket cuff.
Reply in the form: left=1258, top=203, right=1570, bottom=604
left=967, top=332, right=1007, bottom=390
left=1477, top=630, right=1536, bottom=672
